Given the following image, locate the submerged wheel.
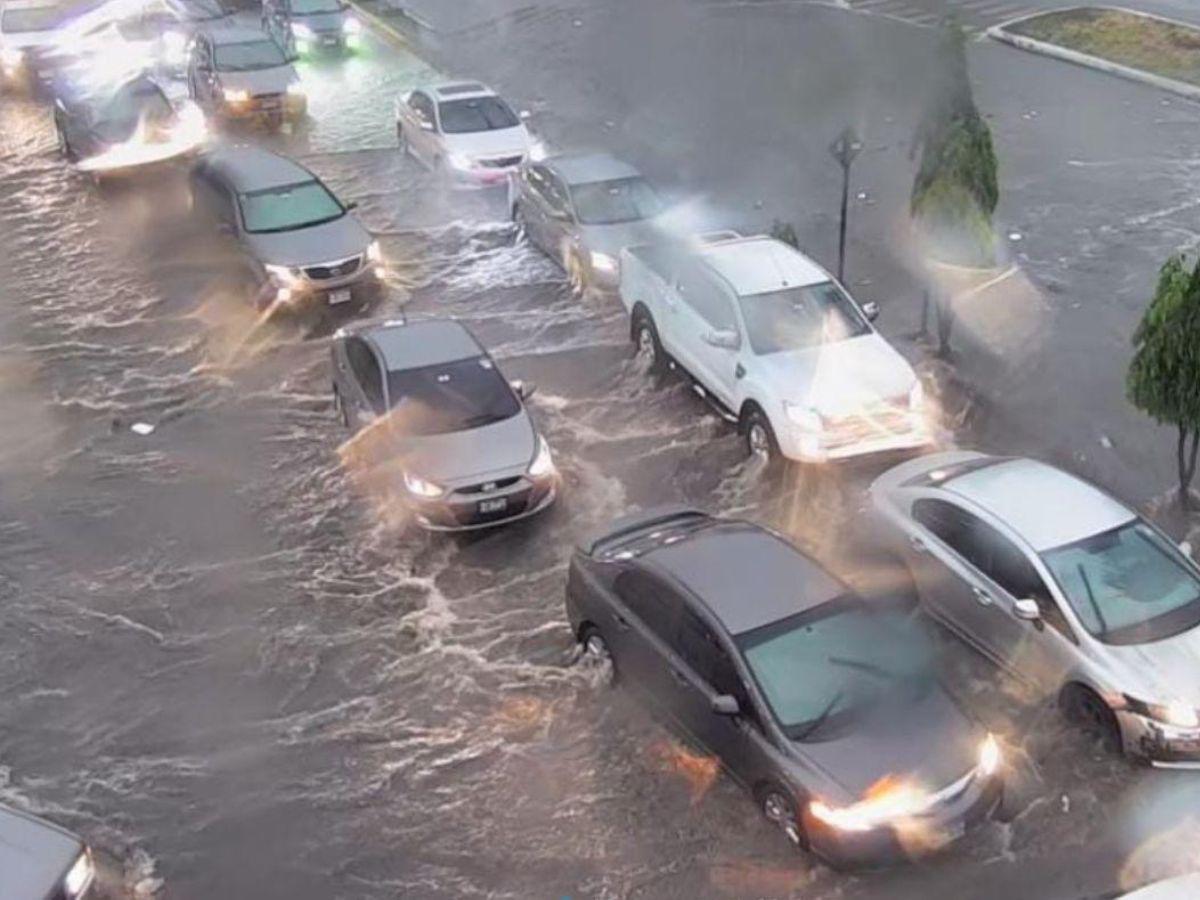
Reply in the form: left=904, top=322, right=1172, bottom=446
left=632, top=312, right=666, bottom=374
left=579, top=625, right=615, bottom=685
left=1061, top=685, right=1122, bottom=755
left=757, top=785, right=804, bottom=848
left=742, top=407, right=779, bottom=463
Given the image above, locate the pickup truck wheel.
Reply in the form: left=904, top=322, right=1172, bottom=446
left=1061, top=684, right=1122, bottom=755
left=744, top=408, right=779, bottom=462
left=632, top=314, right=666, bottom=374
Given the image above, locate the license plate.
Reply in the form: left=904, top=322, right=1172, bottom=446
left=329, top=289, right=352, bottom=304
left=479, top=498, right=508, bottom=514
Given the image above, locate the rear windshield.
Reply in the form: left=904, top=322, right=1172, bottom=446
left=214, top=39, right=286, bottom=71
left=385, top=356, right=521, bottom=436
left=437, top=96, right=519, bottom=134
left=238, top=180, right=344, bottom=233
left=2, top=4, right=60, bottom=32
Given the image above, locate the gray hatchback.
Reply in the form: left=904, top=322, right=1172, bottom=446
left=331, top=317, right=558, bottom=531
left=189, top=145, right=382, bottom=311
left=566, top=507, right=1003, bottom=868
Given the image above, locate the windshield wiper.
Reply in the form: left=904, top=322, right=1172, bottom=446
left=1077, top=564, right=1108, bottom=635
left=791, top=689, right=845, bottom=743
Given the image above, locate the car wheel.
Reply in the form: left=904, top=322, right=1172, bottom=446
left=1061, top=685, right=1122, bottom=755
left=632, top=312, right=666, bottom=374
left=333, top=386, right=350, bottom=428
left=579, top=625, right=616, bottom=686
left=743, top=406, right=779, bottom=463
left=757, top=784, right=805, bottom=848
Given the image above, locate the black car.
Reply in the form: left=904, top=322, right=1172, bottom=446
left=566, top=507, right=1004, bottom=868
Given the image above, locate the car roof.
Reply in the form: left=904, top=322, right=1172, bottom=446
left=203, top=145, right=314, bottom=193
left=543, top=153, right=640, bottom=186
left=0, top=802, right=84, bottom=897
left=942, top=457, right=1137, bottom=552
left=698, top=235, right=829, bottom=295
left=207, top=25, right=274, bottom=44
left=360, top=319, right=484, bottom=371
left=428, top=81, right=491, bottom=99
left=645, top=520, right=846, bottom=635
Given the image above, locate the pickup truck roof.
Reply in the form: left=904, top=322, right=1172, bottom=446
left=628, top=233, right=830, bottom=297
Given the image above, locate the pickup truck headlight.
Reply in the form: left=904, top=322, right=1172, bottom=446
left=783, top=402, right=822, bottom=432
left=287, top=83, right=306, bottom=98
left=404, top=471, right=445, bottom=499
left=528, top=435, right=556, bottom=478
left=222, top=87, right=250, bottom=103
left=291, top=22, right=314, bottom=38
left=1124, top=695, right=1199, bottom=728
left=366, top=240, right=383, bottom=263
left=590, top=251, right=617, bottom=274
left=63, top=851, right=94, bottom=897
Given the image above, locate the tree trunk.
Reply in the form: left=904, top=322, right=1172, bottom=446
left=935, top=289, right=955, bottom=358
left=1179, top=427, right=1200, bottom=510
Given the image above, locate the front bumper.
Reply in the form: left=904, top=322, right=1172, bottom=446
left=803, top=772, right=1002, bottom=869
left=1121, top=710, right=1200, bottom=768
left=262, top=266, right=383, bottom=310
left=447, top=163, right=521, bottom=189
left=411, top=475, right=558, bottom=532
left=776, top=412, right=933, bottom=464
left=219, top=93, right=307, bottom=123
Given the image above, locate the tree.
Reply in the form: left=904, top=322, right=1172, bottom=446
left=1127, top=255, right=1200, bottom=509
left=911, top=17, right=999, bottom=270
left=769, top=219, right=799, bottom=249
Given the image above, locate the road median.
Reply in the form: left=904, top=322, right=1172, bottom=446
left=988, top=6, right=1200, bottom=101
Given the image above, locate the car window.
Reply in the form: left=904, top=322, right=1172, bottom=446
left=409, top=92, right=435, bottom=128
left=542, top=173, right=570, bottom=215
left=677, top=268, right=737, bottom=331
left=346, top=338, right=384, bottom=411
left=988, top=534, right=1076, bottom=640
left=383, top=355, right=521, bottom=435
left=238, top=180, right=344, bottom=234
left=913, top=499, right=991, bottom=572
left=192, top=170, right=235, bottom=225
left=614, top=569, right=679, bottom=645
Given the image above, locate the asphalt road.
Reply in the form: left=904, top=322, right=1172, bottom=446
left=3, top=2, right=1200, bottom=899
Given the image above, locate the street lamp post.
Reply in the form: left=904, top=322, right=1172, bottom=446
left=828, top=126, right=863, bottom=284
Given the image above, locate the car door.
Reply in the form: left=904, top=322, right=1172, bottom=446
left=517, top=165, right=554, bottom=252
left=342, top=337, right=386, bottom=428
left=669, top=266, right=723, bottom=390
left=404, top=91, right=439, bottom=164
left=542, top=173, right=577, bottom=265
left=611, top=568, right=684, bottom=709
left=677, top=271, right=741, bottom=409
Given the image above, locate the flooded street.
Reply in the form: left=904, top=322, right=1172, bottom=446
left=5, top=7, right=1200, bottom=899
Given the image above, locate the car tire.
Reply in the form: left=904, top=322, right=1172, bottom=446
left=579, top=624, right=616, bottom=686
left=631, top=311, right=667, bottom=375
left=742, top=405, right=780, bottom=464
left=755, top=783, right=806, bottom=849
left=1060, top=684, right=1122, bottom=755
left=333, top=386, right=350, bottom=428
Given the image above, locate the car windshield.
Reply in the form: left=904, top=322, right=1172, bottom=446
left=738, top=281, right=870, bottom=355
left=239, top=180, right=344, bottom=233
left=385, top=356, right=521, bottom=436
left=570, top=177, right=662, bottom=225
left=97, top=83, right=173, bottom=143
left=1042, top=521, right=1200, bottom=645
left=214, top=39, right=286, bottom=71
left=736, top=600, right=935, bottom=742
left=290, top=0, right=341, bottom=13
left=2, top=4, right=59, bottom=31
left=437, top=96, right=519, bottom=134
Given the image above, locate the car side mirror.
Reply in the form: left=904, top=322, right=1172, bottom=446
left=862, top=301, right=880, bottom=322
left=711, top=694, right=740, bottom=717
left=703, top=329, right=739, bottom=350
left=519, top=109, right=532, bottom=121
left=1013, top=598, right=1041, bottom=621
left=511, top=379, right=536, bottom=400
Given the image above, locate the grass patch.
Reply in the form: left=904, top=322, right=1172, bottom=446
left=1008, top=7, right=1200, bottom=87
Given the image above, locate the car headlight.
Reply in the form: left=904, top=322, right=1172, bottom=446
left=908, top=380, right=925, bottom=411
left=366, top=240, right=383, bottom=263
left=590, top=251, right=617, bottom=274
left=287, top=83, right=306, bottom=98
left=528, top=435, right=556, bottom=478
left=1125, top=695, right=1199, bottom=729
left=528, top=138, right=548, bottom=162
left=1, top=47, right=25, bottom=68
left=222, top=87, right=250, bottom=103
left=447, top=151, right=473, bottom=171
left=344, top=16, right=362, bottom=34
left=264, top=263, right=302, bottom=286
left=809, top=781, right=931, bottom=833
left=63, top=851, right=94, bottom=897
left=291, top=22, right=314, bottom=38
left=978, top=733, right=1002, bottom=776
left=404, top=471, right=445, bottom=499
left=783, top=401, right=822, bottom=431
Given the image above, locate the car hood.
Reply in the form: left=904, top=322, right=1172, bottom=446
left=797, top=684, right=981, bottom=802
left=244, top=214, right=370, bottom=268
left=389, top=411, right=537, bottom=485
left=751, top=333, right=918, bottom=417
left=445, top=125, right=530, bottom=161
left=0, top=804, right=82, bottom=899
left=579, top=217, right=666, bottom=260
left=293, top=9, right=346, bottom=31
left=1103, top=625, right=1200, bottom=706
left=218, top=64, right=296, bottom=96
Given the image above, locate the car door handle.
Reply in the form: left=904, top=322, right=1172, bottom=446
left=972, top=586, right=994, bottom=606
left=909, top=535, right=929, bottom=554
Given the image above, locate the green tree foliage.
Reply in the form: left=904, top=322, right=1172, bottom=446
left=911, top=17, right=999, bottom=267
left=1127, top=255, right=1200, bottom=507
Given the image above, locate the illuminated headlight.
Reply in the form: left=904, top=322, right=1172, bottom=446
left=978, top=733, right=1002, bottom=776
left=344, top=16, right=362, bottom=34
left=1, top=47, right=25, bottom=69
left=528, top=435, right=556, bottom=478
left=590, top=251, right=617, bottom=274
left=291, top=22, right=314, bottom=39
left=528, top=138, right=548, bottom=162
left=222, top=87, right=250, bottom=103
left=1126, top=696, right=1200, bottom=729
left=783, top=401, right=822, bottom=432
left=287, top=83, right=306, bottom=98
left=447, top=151, right=473, bottom=171
left=404, top=471, right=445, bottom=499
left=63, top=851, right=94, bottom=897
left=809, top=782, right=931, bottom=833
left=265, top=263, right=302, bottom=286
left=908, top=380, right=925, bottom=411
left=366, top=240, right=383, bottom=263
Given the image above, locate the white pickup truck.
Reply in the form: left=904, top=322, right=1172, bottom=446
left=618, top=232, right=932, bottom=464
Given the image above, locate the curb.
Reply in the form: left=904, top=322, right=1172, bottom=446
left=345, top=0, right=422, bottom=52
left=987, top=6, right=1200, bottom=103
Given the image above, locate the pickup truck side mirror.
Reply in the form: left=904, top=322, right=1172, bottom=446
left=419, top=119, right=435, bottom=132
left=711, top=694, right=740, bottom=717
left=1013, top=598, right=1041, bottom=622
left=510, top=379, right=536, bottom=400
left=344, top=201, right=359, bottom=211
left=703, top=329, right=739, bottom=351
left=861, top=301, right=880, bottom=322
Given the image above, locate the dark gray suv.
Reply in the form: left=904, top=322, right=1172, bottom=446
left=566, top=507, right=1003, bottom=868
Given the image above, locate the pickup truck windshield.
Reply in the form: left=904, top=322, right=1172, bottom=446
left=571, top=177, right=662, bottom=225
left=739, top=281, right=870, bottom=355
left=239, top=180, right=344, bottom=233
left=215, top=40, right=287, bottom=71
left=385, top=356, right=521, bottom=436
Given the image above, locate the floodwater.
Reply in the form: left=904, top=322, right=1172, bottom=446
left=1, top=21, right=1199, bottom=900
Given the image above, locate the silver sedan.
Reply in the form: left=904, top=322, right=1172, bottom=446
left=870, top=450, right=1200, bottom=767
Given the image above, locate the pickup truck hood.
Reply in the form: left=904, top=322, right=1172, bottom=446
left=218, top=64, right=296, bottom=96
left=579, top=218, right=665, bottom=261
left=244, top=214, right=370, bottom=268
left=1103, top=625, right=1200, bottom=706
left=446, top=125, right=530, bottom=161
left=382, top=411, right=536, bottom=485
left=752, top=333, right=918, bottom=417
left=799, top=685, right=981, bottom=802
left=0, top=804, right=82, bottom=900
